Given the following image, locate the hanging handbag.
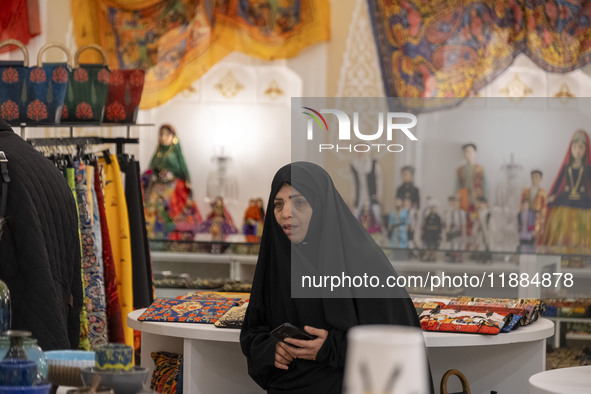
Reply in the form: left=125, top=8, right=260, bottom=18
left=440, top=369, right=471, bottom=394
left=61, top=44, right=111, bottom=124
left=26, top=43, right=71, bottom=124
left=0, top=39, right=30, bottom=124
left=103, top=68, right=145, bottom=123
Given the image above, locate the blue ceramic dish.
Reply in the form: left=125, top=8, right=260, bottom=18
left=94, top=344, right=133, bottom=371
left=0, top=383, right=51, bottom=394
left=0, top=360, right=37, bottom=386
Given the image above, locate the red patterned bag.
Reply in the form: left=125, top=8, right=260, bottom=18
left=103, top=68, right=145, bottom=123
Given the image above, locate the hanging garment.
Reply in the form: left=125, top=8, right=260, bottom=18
left=0, top=119, right=82, bottom=351
left=99, top=155, right=134, bottom=347
left=119, top=155, right=153, bottom=309
left=93, top=164, right=125, bottom=343
left=66, top=166, right=90, bottom=351
left=76, top=163, right=108, bottom=348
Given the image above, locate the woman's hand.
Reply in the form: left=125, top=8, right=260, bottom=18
left=275, top=341, right=295, bottom=370
left=282, top=326, right=328, bottom=361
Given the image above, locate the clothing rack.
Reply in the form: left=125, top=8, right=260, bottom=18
left=28, top=136, right=139, bottom=155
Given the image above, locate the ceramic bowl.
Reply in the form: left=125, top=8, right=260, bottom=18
left=94, top=344, right=133, bottom=371
left=0, top=384, right=51, bottom=394
left=80, top=367, right=149, bottom=394
left=44, top=350, right=95, bottom=387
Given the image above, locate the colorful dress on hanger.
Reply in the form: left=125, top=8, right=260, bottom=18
left=75, top=161, right=108, bottom=349
left=100, top=155, right=134, bottom=347
left=142, top=125, right=202, bottom=240
left=539, top=130, right=591, bottom=253
left=66, top=167, right=90, bottom=351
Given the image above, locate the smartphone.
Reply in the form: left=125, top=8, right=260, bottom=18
left=270, top=322, right=317, bottom=342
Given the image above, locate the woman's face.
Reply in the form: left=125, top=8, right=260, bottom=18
left=274, top=184, right=313, bottom=244
left=571, top=140, right=586, bottom=161
left=159, top=127, right=175, bottom=146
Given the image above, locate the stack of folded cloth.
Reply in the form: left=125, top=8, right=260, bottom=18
left=412, top=296, right=545, bottom=335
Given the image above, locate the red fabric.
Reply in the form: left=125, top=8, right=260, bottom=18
left=94, top=164, right=126, bottom=344
left=170, top=179, right=190, bottom=218
left=549, top=130, right=591, bottom=196
left=0, top=0, right=40, bottom=52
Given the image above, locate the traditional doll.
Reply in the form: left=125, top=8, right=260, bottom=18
left=142, top=124, right=202, bottom=240
left=456, top=143, right=488, bottom=211
left=445, top=195, right=466, bottom=262
left=396, top=165, right=420, bottom=209
left=517, top=199, right=536, bottom=253
left=197, top=196, right=238, bottom=237
left=388, top=197, right=409, bottom=248
left=422, top=201, right=442, bottom=261
left=539, top=130, right=591, bottom=252
left=521, top=170, right=547, bottom=240
left=243, top=198, right=264, bottom=238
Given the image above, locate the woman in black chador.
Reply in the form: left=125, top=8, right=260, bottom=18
left=240, top=162, right=430, bottom=394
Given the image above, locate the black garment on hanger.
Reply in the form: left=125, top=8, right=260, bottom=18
left=119, top=155, right=154, bottom=308
left=0, top=118, right=82, bottom=350
left=240, top=162, right=430, bottom=394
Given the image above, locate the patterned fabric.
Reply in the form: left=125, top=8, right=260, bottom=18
left=26, top=49, right=70, bottom=124
left=139, top=296, right=240, bottom=324
left=419, top=307, right=510, bottom=335
left=0, top=1, right=40, bottom=53
left=67, top=167, right=90, bottom=351
left=61, top=49, right=111, bottom=123
left=150, top=351, right=182, bottom=394
left=214, top=304, right=248, bottom=329
left=367, top=0, right=591, bottom=111
left=75, top=161, right=108, bottom=349
left=0, top=46, right=30, bottom=123
left=103, top=69, right=145, bottom=123
left=70, top=0, right=329, bottom=109
left=100, top=155, right=134, bottom=347
left=93, top=164, right=125, bottom=344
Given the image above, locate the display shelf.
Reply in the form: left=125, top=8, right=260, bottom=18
left=151, top=251, right=257, bottom=281
left=546, top=317, right=591, bottom=348
left=128, top=310, right=553, bottom=394
left=565, top=333, right=591, bottom=341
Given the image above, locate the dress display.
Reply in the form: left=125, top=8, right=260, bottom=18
left=142, top=124, right=202, bottom=240
left=539, top=130, right=591, bottom=252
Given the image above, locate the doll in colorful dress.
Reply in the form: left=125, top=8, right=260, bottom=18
left=539, top=130, right=591, bottom=252
left=243, top=198, right=264, bottom=238
left=142, top=124, right=202, bottom=240
left=197, top=196, right=238, bottom=238
left=521, top=170, right=547, bottom=247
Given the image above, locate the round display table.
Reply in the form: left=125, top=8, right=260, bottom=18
left=128, top=310, right=553, bottom=394
left=529, top=365, right=591, bottom=394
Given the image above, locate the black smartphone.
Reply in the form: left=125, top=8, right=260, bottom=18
left=270, top=322, right=317, bottom=342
